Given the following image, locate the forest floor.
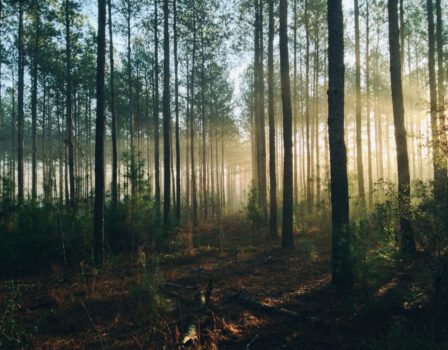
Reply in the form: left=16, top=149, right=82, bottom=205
left=1, top=214, right=447, bottom=349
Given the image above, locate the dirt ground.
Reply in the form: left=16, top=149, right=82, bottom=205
left=1, top=216, right=446, bottom=349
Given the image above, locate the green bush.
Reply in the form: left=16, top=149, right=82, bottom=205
left=351, top=196, right=400, bottom=288
left=245, top=183, right=267, bottom=237
left=0, top=281, right=35, bottom=349
left=130, top=255, right=167, bottom=320
left=0, top=200, right=91, bottom=276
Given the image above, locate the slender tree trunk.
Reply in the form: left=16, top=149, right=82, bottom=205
left=258, top=0, right=267, bottom=218
left=435, top=0, right=447, bottom=202
left=354, top=0, right=366, bottom=210
left=293, top=0, right=298, bottom=205
left=0, top=0, right=2, bottom=183
left=365, top=0, right=373, bottom=209
left=254, top=0, right=267, bottom=218
left=31, top=7, right=40, bottom=201
left=190, top=0, right=198, bottom=225
left=427, top=0, right=443, bottom=200
left=305, top=0, right=312, bottom=213
left=328, top=0, right=352, bottom=286
left=65, top=0, right=75, bottom=205
left=201, top=34, right=207, bottom=219
left=108, top=0, right=118, bottom=207
left=11, top=72, right=16, bottom=199
left=174, top=0, right=181, bottom=222
left=400, top=0, right=404, bottom=69
left=94, top=0, right=106, bottom=266
left=162, top=0, right=171, bottom=226
left=388, top=0, right=415, bottom=256
left=268, top=0, right=277, bottom=238
left=374, top=28, right=384, bottom=193
left=185, top=59, right=190, bottom=208
left=126, top=0, right=136, bottom=199
left=253, top=0, right=259, bottom=189
left=154, top=0, right=161, bottom=218
left=17, top=0, right=24, bottom=203
left=279, top=0, right=294, bottom=248
left=314, top=28, right=321, bottom=210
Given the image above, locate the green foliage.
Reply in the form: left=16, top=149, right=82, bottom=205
left=130, top=253, right=167, bottom=320
left=245, top=183, right=267, bottom=236
left=351, top=209, right=399, bottom=288
left=411, top=180, right=448, bottom=257
left=0, top=199, right=91, bottom=276
left=0, top=281, right=35, bottom=349
left=297, top=236, right=318, bottom=261
left=122, top=148, right=148, bottom=198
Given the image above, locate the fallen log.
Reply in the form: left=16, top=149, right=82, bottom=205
left=227, top=292, right=300, bottom=319
left=163, top=282, right=196, bottom=290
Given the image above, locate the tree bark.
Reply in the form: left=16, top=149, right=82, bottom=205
left=108, top=0, right=118, bottom=207
left=17, top=0, right=24, bottom=203
left=427, top=0, right=444, bottom=201
left=31, top=5, right=40, bottom=201
left=163, top=0, right=171, bottom=226
left=268, top=0, right=277, bottom=238
left=388, top=0, right=415, bottom=256
left=354, top=0, right=366, bottom=210
left=174, top=0, right=181, bottom=222
left=94, top=0, right=106, bottom=266
left=435, top=0, right=447, bottom=203
left=365, top=0, right=373, bottom=209
left=65, top=0, right=75, bottom=205
left=126, top=0, right=136, bottom=199
left=154, top=0, right=161, bottom=218
left=254, top=0, right=267, bottom=218
left=327, top=0, right=352, bottom=285
left=279, top=0, right=294, bottom=249
left=305, top=0, right=312, bottom=213
left=190, top=0, right=198, bottom=225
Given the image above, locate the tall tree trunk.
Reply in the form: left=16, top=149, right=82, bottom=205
left=185, top=59, right=190, bottom=208
left=435, top=0, right=447, bottom=203
left=388, top=0, right=415, bottom=256
left=293, top=0, right=298, bottom=206
left=201, top=34, right=207, bottom=219
left=399, top=0, right=404, bottom=68
left=305, top=0, right=312, bottom=213
left=0, top=0, right=2, bottom=183
left=190, top=0, right=198, bottom=226
left=162, top=0, right=171, bottom=226
left=254, top=0, right=267, bottom=217
left=258, top=0, right=267, bottom=218
left=314, top=27, right=321, bottom=210
left=174, top=0, right=181, bottom=222
left=17, top=0, right=24, bottom=203
left=354, top=0, right=366, bottom=210
left=253, top=0, right=259, bottom=189
left=11, top=72, right=16, bottom=199
left=365, top=0, right=373, bottom=209
left=126, top=0, right=136, bottom=199
left=94, top=0, right=106, bottom=266
left=154, top=0, right=161, bottom=218
left=279, top=0, right=294, bottom=249
left=327, top=0, right=352, bottom=286
left=31, top=6, right=40, bottom=201
left=65, top=0, right=75, bottom=205
left=374, top=28, right=384, bottom=193
left=268, top=0, right=277, bottom=238
left=108, top=0, right=118, bottom=207
left=427, top=0, right=445, bottom=202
